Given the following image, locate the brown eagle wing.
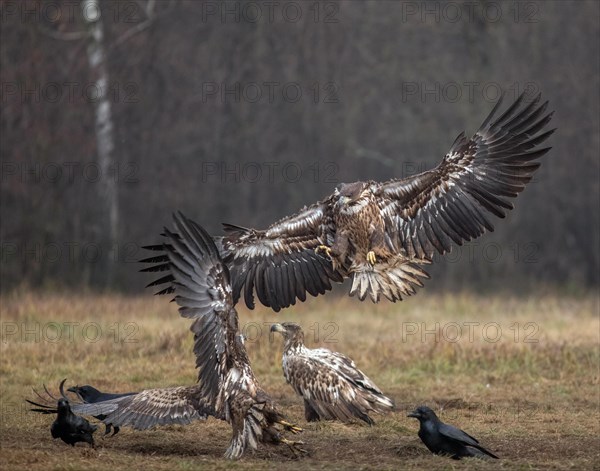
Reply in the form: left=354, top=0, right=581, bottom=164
left=104, top=214, right=240, bottom=425
left=220, top=197, right=343, bottom=312
left=139, top=214, right=296, bottom=458
left=374, top=91, right=555, bottom=259
left=285, top=348, right=394, bottom=424
left=160, top=212, right=240, bottom=408
left=71, top=386, right=212, bottom=430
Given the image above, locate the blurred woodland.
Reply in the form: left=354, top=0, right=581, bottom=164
left=1, top=0, right=599, bottom=293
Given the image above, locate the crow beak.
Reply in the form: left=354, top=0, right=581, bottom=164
left=270, top=323, right=285, bottom=334
left=407, top=410, right=420, bottom=418
left=67, top=386, right=77, bottom=393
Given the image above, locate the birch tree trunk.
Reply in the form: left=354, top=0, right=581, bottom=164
left=81, top=0, right=118, bottom=287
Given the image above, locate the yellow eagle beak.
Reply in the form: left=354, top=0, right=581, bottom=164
left=270, top=323, right=285, bottom=334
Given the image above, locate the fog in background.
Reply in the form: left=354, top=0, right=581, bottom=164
left=1, top=0, right=599, bottom=294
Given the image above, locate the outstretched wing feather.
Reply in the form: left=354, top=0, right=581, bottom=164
left=374, top=91, right=554, bottom=259
left=161, top=213, right=238, bottom=407
left=69, top=386, right=211, bottom=430
left=221, top=199, right=342, bottom=311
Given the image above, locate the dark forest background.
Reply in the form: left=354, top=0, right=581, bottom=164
left=1, top=0, right=599, bottom=295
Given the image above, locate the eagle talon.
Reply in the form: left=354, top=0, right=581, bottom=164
left=279, top=420, right=302, bottom=434
left=367, top=250, right=377, bottom=265
left=315, top=245, right=332, bottom=259
left=281, top=437, right=308, bottom=458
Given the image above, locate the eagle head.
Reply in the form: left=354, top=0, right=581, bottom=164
left=335, top=181, right=369, bottom=205
left=270, top=322, right=304, bottom=345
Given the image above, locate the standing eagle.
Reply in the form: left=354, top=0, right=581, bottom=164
left=142, top=91, right=554, bottom=310
left=271, top=322, right=394, bottom=424
left=32, top=214, right=304, bottom=460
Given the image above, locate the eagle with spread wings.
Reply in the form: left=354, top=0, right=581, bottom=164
left=142, top=91, right=554, bottom=311
left=30, top=214, right=304, bottom=459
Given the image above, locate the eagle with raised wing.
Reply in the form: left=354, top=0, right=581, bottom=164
left=142, top=91, right=554, bottom=310
left=30, top=214, right=304, bottom=460
left=271, top=322, right=394, bottom=424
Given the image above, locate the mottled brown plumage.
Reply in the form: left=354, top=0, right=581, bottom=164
left=149, top=214, right=304, bottom=459
left=41, top=214, right=304, bottom=460
left=271, top=323, right=394, bottom=425
left=142, top=91, right=554, bottom=310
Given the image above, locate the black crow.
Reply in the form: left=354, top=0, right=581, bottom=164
left=407, top=406, right=499, bottom=460
left=51, top=398, right=97, bottom=447
left=67, top=385, right=136, bottom=436
left=67, top=385, right=136, bottom=403
left=27, top=380, right=135, bottom=436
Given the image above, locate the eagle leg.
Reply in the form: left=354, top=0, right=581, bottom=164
left=320, top=232, right=350, bottom=271
left=304, top=400, right=320, bottom=422
left=368, top=224, right=391, bottom=266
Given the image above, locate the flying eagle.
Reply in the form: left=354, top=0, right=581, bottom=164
left=30, top=214, right=304, bottom=460
left=142, top=91, right=554, bottom=310
left=271, top=322, right=394, bottom=424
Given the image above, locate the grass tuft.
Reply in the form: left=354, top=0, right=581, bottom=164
left=1, top=291, right=598, bottom=469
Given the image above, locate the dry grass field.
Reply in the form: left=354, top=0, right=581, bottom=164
left=1, top=291, right=598, bottom=470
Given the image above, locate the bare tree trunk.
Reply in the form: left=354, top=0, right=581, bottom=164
left=81, top=0, right=118, bottom=287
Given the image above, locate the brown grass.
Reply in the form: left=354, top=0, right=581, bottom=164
left=1, top=291, right=599, bottom=470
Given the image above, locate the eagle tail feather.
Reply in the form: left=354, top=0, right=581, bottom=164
left=349, top=258, right=429, bottom=302
left=369, top=391, right=395, bottom=414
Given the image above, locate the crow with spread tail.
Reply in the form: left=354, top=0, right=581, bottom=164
left=27, top=380, right=135, bottom=436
